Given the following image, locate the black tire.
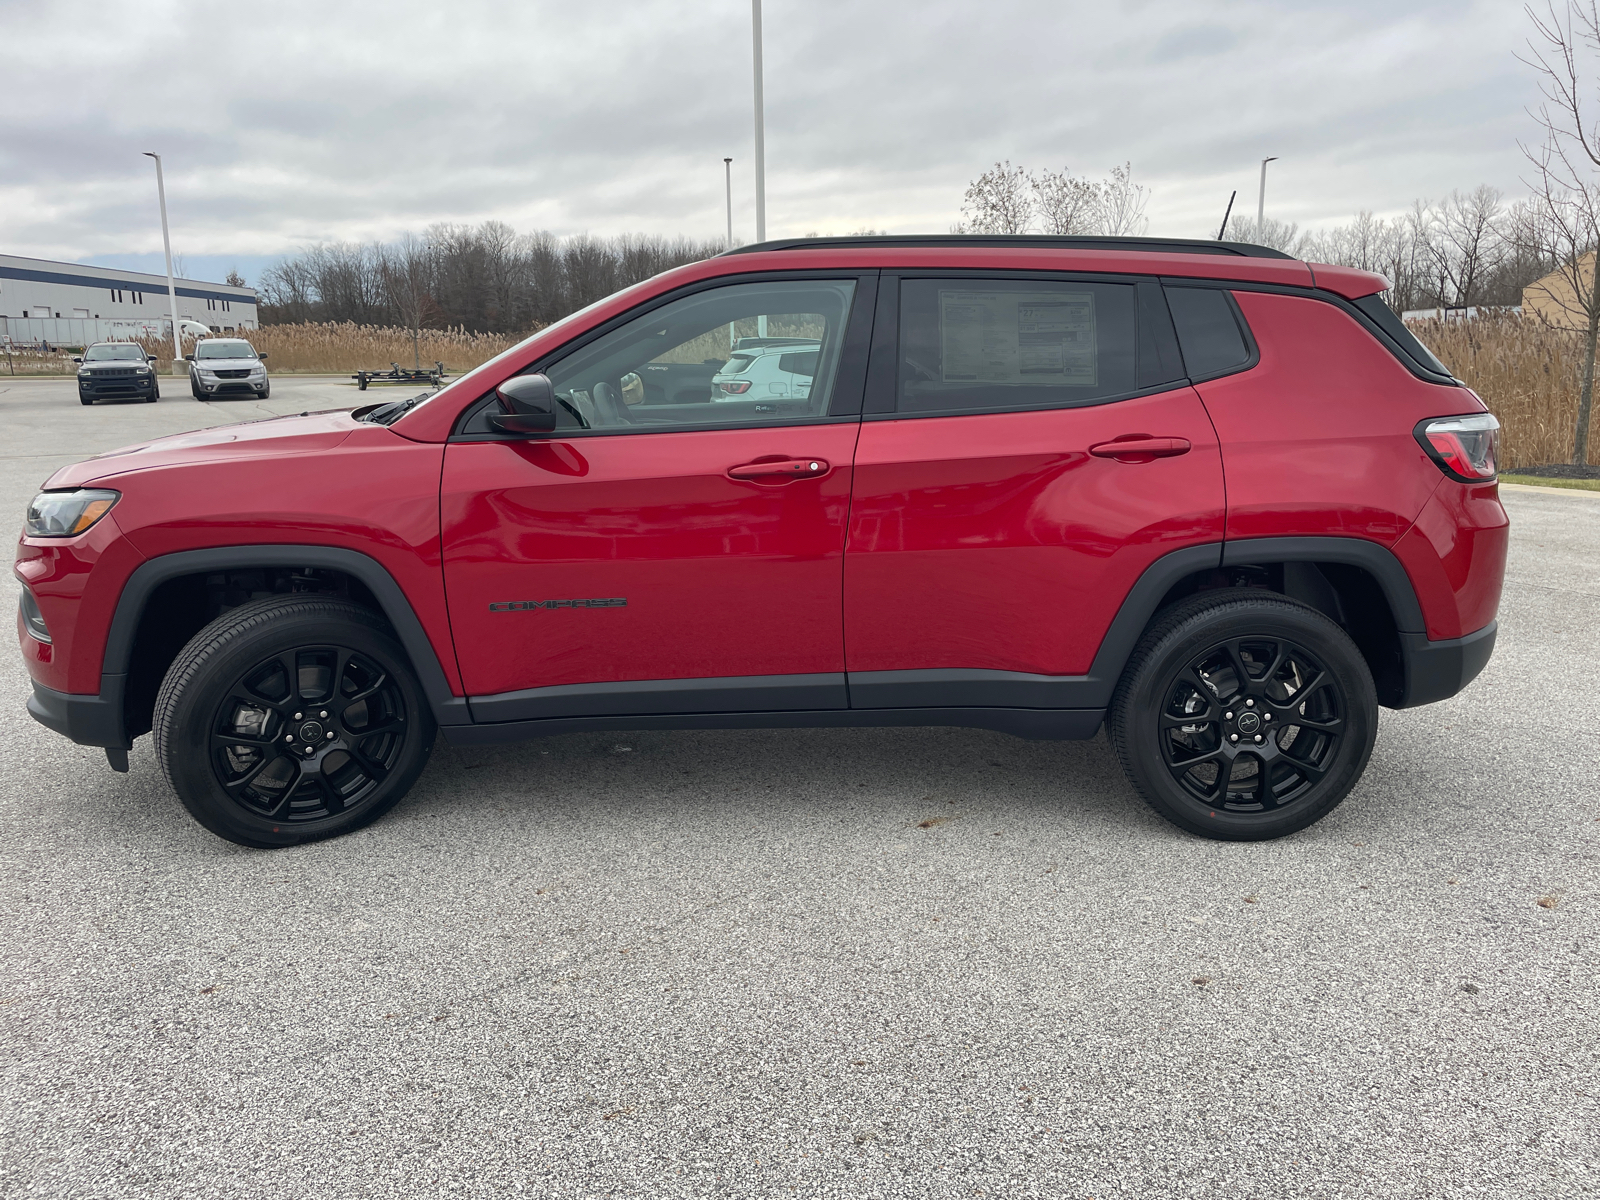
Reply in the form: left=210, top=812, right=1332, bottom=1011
left=191, top=376, right=203, bottom=400
left=150, top=383, right=160, bottom=402
left=1107, top=589, right=1378, bottom=841
left=153, top=596, right=436, bottom=848
left=258, top=384, right=270, bottom=399
left=79, top=394, right=92, bottom=406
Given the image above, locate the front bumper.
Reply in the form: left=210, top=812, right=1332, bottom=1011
left=194, top=374, right=267, bottom=395
left=27, top=677, right=129, bottom=749
left=1396, top=620, right=1497, bottom=708
left=79, top=375, right=157, bottom=399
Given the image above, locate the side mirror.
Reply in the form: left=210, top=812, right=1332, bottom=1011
left=72, top=357, right=83, bottom=364
left=184, top=354, right=195, bottom=362
left=490, top=373, right=558, bottom=434
left=258, top=353, right=268, bottom=361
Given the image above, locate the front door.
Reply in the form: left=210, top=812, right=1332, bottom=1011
left=843, top=274, right=1226, bottom=708
left=442, top=275, right=874, bottom=722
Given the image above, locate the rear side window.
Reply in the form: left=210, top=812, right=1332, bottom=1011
left=1165, top=286, right=1252, bottom=380
left=895, top=279, right=1139, bottom=414
left=778, top=350, right=818, bottom=376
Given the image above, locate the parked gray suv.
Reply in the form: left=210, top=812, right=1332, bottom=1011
left=187, top=338, right=270, bottom=399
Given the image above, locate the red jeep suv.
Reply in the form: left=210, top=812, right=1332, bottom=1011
left=15, top=236, right=1507, bottom=847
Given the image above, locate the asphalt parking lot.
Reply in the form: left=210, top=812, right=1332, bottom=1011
left=0, top=374, right=1596, bottom=1199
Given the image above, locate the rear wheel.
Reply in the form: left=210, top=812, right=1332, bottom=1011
left=1108, top=589, right=1377, bottom=841
left=153, top=596, right=435, bottom=847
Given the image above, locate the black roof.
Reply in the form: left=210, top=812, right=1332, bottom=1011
left=720, top=234, right=1294, bottom=260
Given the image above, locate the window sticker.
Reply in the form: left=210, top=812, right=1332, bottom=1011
left=938, top=290, right=1097, bottom=387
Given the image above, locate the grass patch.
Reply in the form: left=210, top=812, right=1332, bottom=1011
left=1500, top=474, right=1600, bottom=492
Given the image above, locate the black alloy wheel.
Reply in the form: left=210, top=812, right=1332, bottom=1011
left=154, top=597, right=435, bottom=847
left=1108, top=589, right=1377, bottom=840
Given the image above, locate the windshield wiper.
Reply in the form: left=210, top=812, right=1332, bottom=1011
left=354, top=391, right=431, bottom=425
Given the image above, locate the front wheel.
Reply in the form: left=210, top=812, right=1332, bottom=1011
left=1107, top=589, right=1378, bottom=841
left=153, top=596, right=436, bottom=847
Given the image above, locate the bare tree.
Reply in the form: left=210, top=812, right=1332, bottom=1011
left=1224, top=216, right=1307, bottom=256
left=1520, top=0, right=1600, bottom=464
left=1032, top=168, right=1103, bottom=234
left=379, top=233, right=437, bottom=369
left=957, top=161, right=1034, bottom=234
left=1099, top=163, right=1150, bottom=236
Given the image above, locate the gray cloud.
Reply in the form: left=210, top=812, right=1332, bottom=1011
left=0, top=0, right=1541, bottom=273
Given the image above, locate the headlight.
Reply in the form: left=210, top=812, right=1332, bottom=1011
left=77, top=369, right=92, bottom=377
left=25, top=489, right=120, bottom=538
left=135, top=365, right=151, bottom=374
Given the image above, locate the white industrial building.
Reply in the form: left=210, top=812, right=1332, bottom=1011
left=0, top=253, right=259, bottom=348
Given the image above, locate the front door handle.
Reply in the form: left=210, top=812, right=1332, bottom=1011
left=727, top=457, right=831, bottom=483
left=1088, top=435, right=1192, bottom=463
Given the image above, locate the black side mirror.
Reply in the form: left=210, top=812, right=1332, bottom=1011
left=489, top=373, right=558, bottom=435
left=72, top=357, right=83, bottom=363
left=184, top=354, right=195, bottom=362
left=258, top=353, right=268, bottom=361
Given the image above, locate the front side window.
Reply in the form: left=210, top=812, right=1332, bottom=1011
left=527, top=279, right=857, bottom=433
left=895, top=279, right=1139, bottom=414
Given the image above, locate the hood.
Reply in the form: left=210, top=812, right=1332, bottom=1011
left=191, top=357, right=263, bottom=370
left=44, top=411, right=357, bottom=489
left=80, top=360, right=153, bottom=371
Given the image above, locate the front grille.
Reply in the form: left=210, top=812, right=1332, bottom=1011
left=90, top=368, right=139, bottom=378
left=214, top=383, right=257, bottom=394
left=213, top=369, right=252, bottom=379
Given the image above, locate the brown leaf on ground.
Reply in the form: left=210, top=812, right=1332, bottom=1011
left=1243, top=896, right=1258, bottom=904
left=1191, top=977, right=1211, bottom=987
left=1537, top=895, right=1559, bottom=909
left=198, top=986, right=217, bottom=995
left=916, top=817, right=949, bottom=828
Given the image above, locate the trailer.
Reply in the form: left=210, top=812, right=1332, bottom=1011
left=353, top=362, right=448, bottom=390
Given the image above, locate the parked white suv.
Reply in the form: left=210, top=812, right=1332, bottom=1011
left=710, top=338, right=819, bottom=402
left=187, top=338, right=270, bottom=400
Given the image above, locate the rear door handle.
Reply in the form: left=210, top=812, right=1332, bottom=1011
left=727, top=457, right=831, bottom=483
left=1088, top=436, right=1192, bottom=462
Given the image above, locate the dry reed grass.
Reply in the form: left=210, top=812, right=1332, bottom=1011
left=6, top=313, right=1595, bottom=468
left=1416, top=313, right=1597, bottom=468
left=137, top=322, right=530, bottom=375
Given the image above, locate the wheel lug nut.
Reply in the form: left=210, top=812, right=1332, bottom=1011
left=1245, top=699, right=1255, bottom=708
left=326, top=731, right=335, bottom=739
left=303, top=747, right=314, bottom=756
left=1229, top=733, right=1239, bottom=742
left=1263, top=713, right=1272, bottom=722
left=319, top=711, right=327, bottom=718
left=1224, top=711, right=1234, bottom=721
left=1254, top=734, right=1264, bottom=744
left=293, top=712, right=302, bottom=720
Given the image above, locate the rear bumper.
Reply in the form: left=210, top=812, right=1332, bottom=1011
left=26, top=677, right=129, bottom=749
left=1396, top=620, right=1496, bottom=708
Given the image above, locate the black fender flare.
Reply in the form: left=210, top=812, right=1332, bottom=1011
left=102, top=545, right=470, bottom=733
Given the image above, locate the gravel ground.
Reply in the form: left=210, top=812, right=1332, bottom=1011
left=0, top=380, right=1596, bottom=1198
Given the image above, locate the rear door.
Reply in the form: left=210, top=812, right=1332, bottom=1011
left=441, top=274, right=876, bottom=722
left=843, top=273, right=1226, bottom=708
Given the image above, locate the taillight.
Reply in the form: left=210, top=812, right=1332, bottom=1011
left=720, top=381, right=752, bottom=395
left=1415, top=413, right=1500, bottom=482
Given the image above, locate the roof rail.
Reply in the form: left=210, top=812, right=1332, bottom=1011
left=720, top=234, right=1295, bottom=260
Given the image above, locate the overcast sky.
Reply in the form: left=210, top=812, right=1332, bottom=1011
left=0, top=0, right=1540, bottom=285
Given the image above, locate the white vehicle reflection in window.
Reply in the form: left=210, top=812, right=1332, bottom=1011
left=709, top=337, right=821, bottom=402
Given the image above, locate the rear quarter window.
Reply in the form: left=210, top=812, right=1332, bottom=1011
left=1164, top=286, right=1253, bottom=381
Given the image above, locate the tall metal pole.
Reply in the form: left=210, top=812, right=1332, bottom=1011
left=724, top=157, right=734, bottom=249
left=1257, top=156, right=1278, bottom=230
left=143, top=152, right=184, bottom=372
left=751, top=0, right=766, bottom=243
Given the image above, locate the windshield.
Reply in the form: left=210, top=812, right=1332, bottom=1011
left=195, top=341, right=257, bottom=360
left=83, top=344, right=146, bottom=361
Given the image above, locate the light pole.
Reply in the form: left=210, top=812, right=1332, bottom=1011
left=724, top=157, right=734, bottom=249
left=142, top=152, right=184, bottom=373
left=751, top=0, right=766, bottom=243
left=1257, top=156, right=1278, bottom=231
